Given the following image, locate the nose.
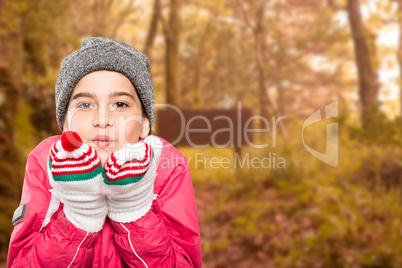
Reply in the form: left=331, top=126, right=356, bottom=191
left=93, top=102, right=114, bottom=128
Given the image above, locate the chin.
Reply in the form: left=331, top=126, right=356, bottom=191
left=97, top=152, right=109, bottom=165
left=100, top=156, right=108, bottom=166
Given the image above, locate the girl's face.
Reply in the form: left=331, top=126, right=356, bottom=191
left=63, top=70, right=150, bottom=165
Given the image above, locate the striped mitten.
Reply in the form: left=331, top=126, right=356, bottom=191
left=102, top=135, right=163, bottom=223
left=48, top=131, right=107, bottom=233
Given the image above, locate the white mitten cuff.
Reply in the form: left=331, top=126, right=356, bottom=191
left=62, top=197, right=108, bottom=233
left=49, top=166, right=108, bottom=233
left=107, top=186, right=154, bottom=223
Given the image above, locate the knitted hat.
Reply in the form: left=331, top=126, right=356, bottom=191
left=55, top=37, right=155, bottom=132
left=49, top=131, right=103, bottom=181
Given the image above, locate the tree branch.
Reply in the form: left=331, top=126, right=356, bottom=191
left=159, top=6, right=169, bottom=37
left=236, top=0, right=255, bottom=32
left=143, top=0, right=161, bottom=57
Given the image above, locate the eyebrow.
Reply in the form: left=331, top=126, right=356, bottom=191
left=71, top=91, right=136, bottom=102
left=109, top=91, right=136, bottom=102
left=71, top=92, right=97, bottom=101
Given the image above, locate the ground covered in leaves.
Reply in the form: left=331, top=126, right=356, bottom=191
left=186, top=125, right=402, bottom=268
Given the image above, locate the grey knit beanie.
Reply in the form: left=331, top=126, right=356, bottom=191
left=55, top=37, right=154, bottom=132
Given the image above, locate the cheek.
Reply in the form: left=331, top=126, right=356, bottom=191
left=65, top=111, right=92, bottom=136
left=118, top=120, right=142, bottom=144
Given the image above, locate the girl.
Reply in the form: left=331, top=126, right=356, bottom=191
left=7, top=37, right=202, bottom=267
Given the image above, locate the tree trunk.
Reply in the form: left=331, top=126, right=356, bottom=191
left=274, top=5, right=286, bottom=115
left=143, top=0, right=161, bottom=60
left=0, top=0, right=6, bottom=17
left=193, top=19, right=212, bottom=108
left=254, top=31, right=287, bottom=136
left=397, top=0, right=402, bottom=116
left=346, top=0, right=380, bottom=127
left=254, top=2, right=269, bottom=122
left=163, top=0, right=182, bottom=107
left=91, top=0, right=135, bottom=38
left=253, top=0, right=288, bottom=136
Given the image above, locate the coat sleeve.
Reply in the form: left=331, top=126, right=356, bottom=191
left=110, top=156, right=202, bottom=268
left=7, top=153, right=99, bottom=268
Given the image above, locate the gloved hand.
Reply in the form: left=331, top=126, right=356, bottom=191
left=102, top=135, right=163, bottom=223
left=48, top=131, right=107, bottom=233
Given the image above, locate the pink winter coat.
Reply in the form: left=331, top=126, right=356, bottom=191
left=8, top=135, right=202, bottom=267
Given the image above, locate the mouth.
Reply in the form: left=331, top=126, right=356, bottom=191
left=91, top=135, right=115, bottom=148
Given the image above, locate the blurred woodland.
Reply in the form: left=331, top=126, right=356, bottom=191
left=0, top=0, right=402, bottom=267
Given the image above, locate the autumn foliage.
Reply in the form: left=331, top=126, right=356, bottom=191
left=0, top=0, right=401, bottom=267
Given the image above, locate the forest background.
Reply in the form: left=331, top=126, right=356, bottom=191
left=0, top=0, right=401, bottom=267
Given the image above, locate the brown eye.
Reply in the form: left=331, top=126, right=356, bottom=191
left=114, top=102, right=129, bottom=108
